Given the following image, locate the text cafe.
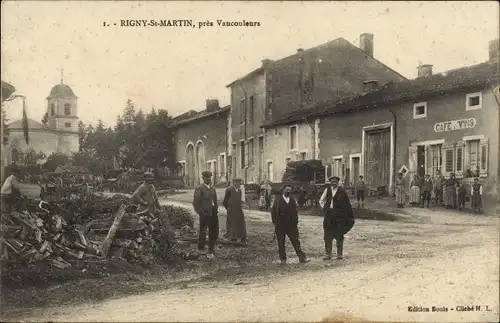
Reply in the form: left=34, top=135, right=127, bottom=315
left=407, top=117, right=489, bottom=180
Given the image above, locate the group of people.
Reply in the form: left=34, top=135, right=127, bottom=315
left=192, top=171, right=355, bottom=263
left=395, top=171, right=483, bottom=213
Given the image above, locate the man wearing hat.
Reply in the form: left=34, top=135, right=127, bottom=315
left=131, top=171, right=162, bottom=213
left=271, top=184, right=308, bottom=264
left=193, top=171, right=219, bottom=258
left=222, top=178, right=247, bottom=244
left=319, top=176, right=354, bottom=260
left=1, top=167, right=22, bottom=209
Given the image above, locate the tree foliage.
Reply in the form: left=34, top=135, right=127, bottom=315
left=2, top=105, right=9, bottom=145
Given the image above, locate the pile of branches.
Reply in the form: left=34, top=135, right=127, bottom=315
left=0, top=195, right=198, bottom=272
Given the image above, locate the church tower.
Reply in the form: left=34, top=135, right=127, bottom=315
left=46, top=69, right=80, bottom=154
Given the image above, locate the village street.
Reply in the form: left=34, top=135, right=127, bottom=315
left=6, top=187, right=499, bottom=322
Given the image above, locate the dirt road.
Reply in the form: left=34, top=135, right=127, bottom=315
left=4, top=188, right=499, bottom=322
left=8, top=233, right=498, bottom=322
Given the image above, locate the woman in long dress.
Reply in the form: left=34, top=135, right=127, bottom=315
left=470, top=177, right=483, bottom=214
left=409, top=174, right=421, bottom=206
left=443, top=173, right=458, bottom=209
left=395, top=172, right=405, bottom=208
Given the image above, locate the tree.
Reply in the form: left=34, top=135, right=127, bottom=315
left=18, top=148, right=46, bottom=166
left=43, top=152, right=70, bottom=172
left=42, top=112, right=49, bottom=125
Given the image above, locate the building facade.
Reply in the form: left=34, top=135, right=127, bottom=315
left=259, top=34, right=406, bottom=183
left=260, top=39, right=499, bottom=211
left=171, top=100, right=230, bottom=188
left=4, top=81, right=80, bottom=165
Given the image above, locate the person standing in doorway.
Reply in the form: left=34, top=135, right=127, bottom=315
left=444, top=173, right=458, bottom=209
left=223, top=178, right=247, bottom=244
left=271, top=184, right=309, bottom=265
left=395, top=172, right=405, bottom=208
left=421, top=174, right=433, bottom=208
left=319, top=176, right=355, bottom=260
left=193, top=171, right=219, bottom=259
left=355, top=175, right=366, bottom=208
left=409, top=174, right=421, bottom=206
left=470, top=177, right=483, bottom=214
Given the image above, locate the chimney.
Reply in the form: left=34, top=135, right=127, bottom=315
left=362, top=80, right=379, bottom=93
left=417, top=64, right=433, bottom=78
left=489, top=39, right=499, bottom=62
left=261, top=59, right=273, bottom=68
left=206, top=99, right=219, bottom=112
left=297, top=48, right=304, bottom=61
left=360, top=33, right=374, bottom=58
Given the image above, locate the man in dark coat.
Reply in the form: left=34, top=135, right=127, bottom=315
left=193, top=171, right=219, bottom=259
left=223, top=178, right=247, bottom=244
left=271, top=184, right=309, bottom=265
left=319, top=176, right=354, bottom=260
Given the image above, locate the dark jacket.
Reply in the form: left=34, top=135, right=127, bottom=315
left=271, top=195, right=298, bottom=229
left=322, top=186, right=354, bottom=235
left=193, top=184, right=218, bottom=217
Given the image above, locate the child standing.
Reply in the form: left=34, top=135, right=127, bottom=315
left=421, top=174, right=433, bottom=208
left=457, top=181, right=467, bottom=210
left=470, top=177, right=483, bottom=214
left=356, top=175, right=366, bottom=208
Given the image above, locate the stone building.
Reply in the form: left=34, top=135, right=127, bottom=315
left=262, top=39, right=500, bottom=211
left=4, top=80, right=80, bottom=165
left=256, top=34, right=406, bottom=183
left=171, top=99, right=230, bottom=188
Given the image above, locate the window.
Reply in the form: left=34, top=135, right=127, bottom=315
left=50, top=103, right=55, bottom=116
left=219, top=153, right=226, bottom=178
left=413, top=102, right=427, bottom=119
left=289, top=125, right=298, bottom=151
left=332, top=157, right=343, bottom=177
left=240, top=140, right=245, bottom=169
left=300, top=152, right=306, bottom=160
left=65, top=122, right=71, bottom=128
left=466, top=92, right=482, bottom=111
left=429, top=144, right=442, bottom=176
left=64, top=103, right=71, bottom=115
left=248, top=96, right=255, bottom=123
left=445, top=148, right=454, bottom=173
left=239, top=98, right=245, bottom=124
left=467, top=140, right=480, bottom=172
left=248, top=138, right=254, bottom=165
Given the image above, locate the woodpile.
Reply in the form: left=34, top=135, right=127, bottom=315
left=0, top=195, right=199, bottom=271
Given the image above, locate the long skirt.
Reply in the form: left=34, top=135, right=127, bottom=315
left=471, top=192, right=482, bottom=211
left=409, top=186, right=421, bottom=204
left=395, top=185, right=405, bottom=205
left=444, top=186, right=457, bottom=207
left=226, top=207, right=247, bottom=240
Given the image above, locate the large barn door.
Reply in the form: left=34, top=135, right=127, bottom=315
left=364, top=129, right=391, bottom=191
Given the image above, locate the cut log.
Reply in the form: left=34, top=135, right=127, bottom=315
left=75, top=229, right=88, bottom=246
left=100, top=204, right=127, bottom=258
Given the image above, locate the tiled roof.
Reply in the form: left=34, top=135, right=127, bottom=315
left=169, top=105, right=230, bottom=128
left=263, top=60, right=499, bottom=128
left=8, top=118, right=46, bottom=130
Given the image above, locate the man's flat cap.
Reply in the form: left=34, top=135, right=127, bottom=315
left=144, top=171, right=155, bottom=178
left=233, top=177, right=243, bottom=182
left=328, top=176, right=340, bottom=181
left=282, top=184, right=293, bottom=190
left=201, top=171, right=212, bottom=178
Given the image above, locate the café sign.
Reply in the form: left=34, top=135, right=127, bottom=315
left=433, top=118, right=476, bottom=133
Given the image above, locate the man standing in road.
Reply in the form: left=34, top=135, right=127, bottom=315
left=319, top=176, right=354, bottom=260
left=271, top=184, right=309, bottom=265
left=193, top=171, right=219, bottom=259
left=223, top=178, right=247, bottom=244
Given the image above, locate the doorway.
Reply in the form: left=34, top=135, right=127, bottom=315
left=417, top=145, right=425, bottom=177
left=351, top=156, right=360, bottom=186
left=267, top=161, right=274, bottom=182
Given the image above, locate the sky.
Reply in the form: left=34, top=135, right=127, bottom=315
left=1, top=1, right=498, bottom=127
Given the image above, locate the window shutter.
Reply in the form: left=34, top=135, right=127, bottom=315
left=408, top=145, right=418, bottom=179
left=442, top=143, right=455, bottom=177
left=425, top=146, right=432, bottom=176
left=479, top=138, right=489, bottom=177
left=455, top=140, right=464, bottom=178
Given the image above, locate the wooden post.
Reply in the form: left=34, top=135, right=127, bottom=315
left=100, top=204, right=127, bottom=257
